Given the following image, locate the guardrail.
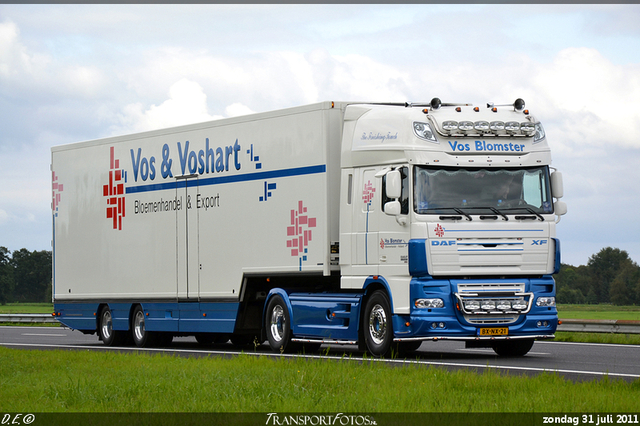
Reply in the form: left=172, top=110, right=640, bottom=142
left=2, top=314, right=640, bottom=333
left=0, top=313, right=59, bottom=324
left=557, top=319, right=640, bottom=334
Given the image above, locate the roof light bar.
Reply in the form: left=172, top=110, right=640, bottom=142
left=438, top=119, right=541, bottom=137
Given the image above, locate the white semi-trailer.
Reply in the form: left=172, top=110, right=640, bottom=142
left=51, top=99, right=566, bottom=356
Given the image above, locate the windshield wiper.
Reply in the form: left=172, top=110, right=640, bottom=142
left=454, top=208, right=472, bottom=221
left=489, top=207, right=508, bottom=221
left=514, top=207, right=544, bottom=221
left=433, top=207, right=472, bottom=221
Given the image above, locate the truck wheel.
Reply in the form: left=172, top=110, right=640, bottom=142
left=98, top=306, right=127, bottom=346
left=265, top=295, right=294, bottom=353
left=131, top=305, right=160, bottom=348
left=363, top=291, right=393, bottom=357
left=491, top=339, right=534, bottom=357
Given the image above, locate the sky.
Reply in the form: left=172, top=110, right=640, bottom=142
left=1, top=4, right=640, bottom=267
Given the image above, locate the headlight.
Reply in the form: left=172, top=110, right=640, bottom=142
left=474, top=121, right=490, bottom=133
left=413, top=122, right=438, bottom=142
left=442, top=120, right=458, bottom=133
left=464, top=300, right=481, bottom=311
left=481, top=300, right=496, bottom=311
left=520, top=122, right=536, bottom=136
left=458, top=121, right=474, bottom=132
left=489, top=121, right=505, bottom=133
left=415, top=298, right=445, bottom=309
left=536, top=297, right=556, bottom=307
left=533, top=123, right=546, bottom=143
left=497, top=300, right=512, bottom=311
left=512, top=299, right=528, bottom=310
left=505, top=121, right=520, bottom=135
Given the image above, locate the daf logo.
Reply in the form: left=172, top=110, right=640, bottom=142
left=432, top=240, right=457, bottom=246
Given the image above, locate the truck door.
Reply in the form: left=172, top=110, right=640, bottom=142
left=176, top=175, right=199, bottom=300
left=353, top=168, right=379, bottom=275
left=379, top=166, right=410, bottom=276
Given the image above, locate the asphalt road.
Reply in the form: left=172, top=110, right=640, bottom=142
left=1, top=326, right=639, bottom=382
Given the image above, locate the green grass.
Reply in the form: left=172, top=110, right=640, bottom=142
left=0, top=347, right=638, bottom=413
left=0, top=302, right=53, bottom=314
left=554, top=332, right=640, bottom=345
left=557, top=304, right=640, bottom=321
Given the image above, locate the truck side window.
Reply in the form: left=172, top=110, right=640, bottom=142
left=382, top=167, right=408, bottom=214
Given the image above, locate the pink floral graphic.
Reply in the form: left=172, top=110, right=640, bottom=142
left=52, top=171, right=63, bottom=217
left=286, top=201, right=316, bottom=266
left=362, top=180, right=376, bottom=205
left=102, top=147, right=126, bottom=230
left=435, top=224, right=445, bottom=237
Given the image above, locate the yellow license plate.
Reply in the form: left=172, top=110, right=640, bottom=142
left=479, top=327, right=509, bottom=336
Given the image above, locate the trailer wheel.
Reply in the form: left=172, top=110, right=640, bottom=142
left=131, top=305, right=165, bottom=348
left=491, top=339, right=534, bottom=357
left=98, top=306, right=128, bottom=346
left=265, top=295, right=294, bottom=353
left=363, top=291, right=393, bottom=357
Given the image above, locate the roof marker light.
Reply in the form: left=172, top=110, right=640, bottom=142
left=455, top=107, right=462, bottom=112
left=474, top=107, right=480, bottom=112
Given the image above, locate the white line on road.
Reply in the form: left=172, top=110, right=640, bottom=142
left=2, top=342, right=638, bottom=380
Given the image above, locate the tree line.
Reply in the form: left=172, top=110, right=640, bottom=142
left=556, top=247, right=640, bottom=305
left=1, top=244, right=638, bottom=306
left=0, top=246, right=52, bottom=304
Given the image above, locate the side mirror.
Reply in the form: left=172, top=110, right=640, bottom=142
left=550, top=171, right=564, bottom=199
left=385, top=170, right=402, bottom=199
left=554, top=200, right=567, bottom=216
left=384, top=201, right=401, bottom=216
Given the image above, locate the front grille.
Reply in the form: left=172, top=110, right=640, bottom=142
left=455, top=282, right=531, bottom=325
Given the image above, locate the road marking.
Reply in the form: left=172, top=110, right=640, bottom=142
left=457, top=348, right=551, bottom=355
left=1, top=342, right=639, bottom=380
left=21, top=333, right=68, bottom=337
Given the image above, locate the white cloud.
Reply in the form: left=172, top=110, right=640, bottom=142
left=534, top=47, right=640, bottom=149
left=0, top=19, right=49, bottom=80
left=224, top=103, right=255, bottom=117
left=0, top=18, right=106, bottom=101
left=111, top=79, right=219, bottom=134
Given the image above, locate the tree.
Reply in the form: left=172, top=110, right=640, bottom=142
left=610, top=262, right=640, bottom=306
left=0, top=246, right=14, bottom=305
left=12, top=249, right=52, bottom=303
left=587, top=247, right=634, bottom=304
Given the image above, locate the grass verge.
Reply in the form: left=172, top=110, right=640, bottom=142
left=557, top=304, right=640, bottom=321
left=1, top=347, right=639, bottom=413
left=0, top=302, right=53, bottom=314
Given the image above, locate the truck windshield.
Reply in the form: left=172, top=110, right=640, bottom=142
left=413, top=165, right=553, bottom=215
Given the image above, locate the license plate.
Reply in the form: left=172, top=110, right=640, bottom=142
left=478, top=327, right=508, bottom=336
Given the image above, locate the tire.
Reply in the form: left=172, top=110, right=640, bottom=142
left=131, top=305, right=164, bottom=348
left=491, top=339, right=534, bottom=357
left=98, top=306, right=128, bottom=347
left=265, top=295, right=295, bottom=353
left=363, top=291, right=394, bottom=357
